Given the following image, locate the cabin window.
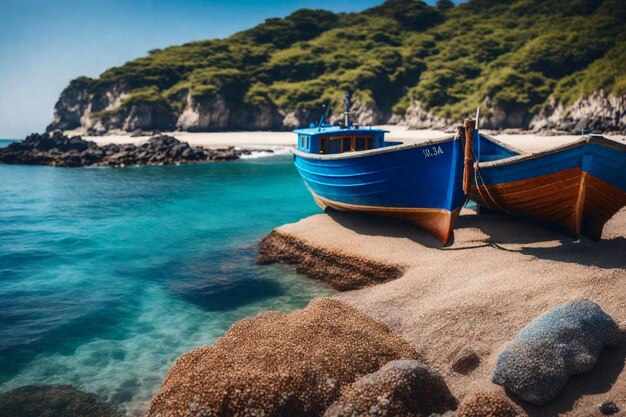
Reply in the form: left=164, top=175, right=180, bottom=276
left=319, top=135, right=375, bottom=154
left=329, top=138, right=341, bottom=153
left=300, top=135, right=309, bottom=150
left=342, top=137, right=351, bottom=152
left=320, top=138, right=329, bottom=154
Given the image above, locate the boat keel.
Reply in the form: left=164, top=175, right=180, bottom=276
left=312, top=193, right=460, bottom=246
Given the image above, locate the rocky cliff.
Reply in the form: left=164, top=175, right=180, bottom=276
left=49, top=85, right=625, bottom=134
left=398, top=92, right=626, bottom=134
left=47, top=0, right=626, bottom=134
left=49, top=86, right=388, bottom=134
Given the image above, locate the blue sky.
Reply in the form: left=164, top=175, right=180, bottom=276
left=0, top=0, right=443, bottom=138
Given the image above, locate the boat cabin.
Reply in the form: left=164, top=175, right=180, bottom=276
left=293, top=125, right=388, bottom=155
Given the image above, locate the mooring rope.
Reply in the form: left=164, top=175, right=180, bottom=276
left=471, top=149, right=505, bottom=212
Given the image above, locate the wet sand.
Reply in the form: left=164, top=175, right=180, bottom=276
left=267, top=208, right=626, bottom=416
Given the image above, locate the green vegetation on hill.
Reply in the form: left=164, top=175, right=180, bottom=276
left=62, top=0, right=626, bottom=126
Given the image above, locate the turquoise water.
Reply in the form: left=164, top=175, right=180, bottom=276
left=0, top=142, right=333, bottom=415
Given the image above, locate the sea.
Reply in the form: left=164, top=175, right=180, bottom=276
left=0, top=139, right=334, bottom=415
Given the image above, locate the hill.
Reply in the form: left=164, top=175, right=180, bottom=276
left=48, top=0, right=626, bottom=134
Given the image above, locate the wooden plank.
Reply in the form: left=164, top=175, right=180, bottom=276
left=581, top=175, right=626, bottom=240
left=470, top=168, right=583, bottom=238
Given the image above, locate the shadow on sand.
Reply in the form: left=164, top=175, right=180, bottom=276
left=325, top=209, right=442, bottom=249
left=455, top=210, right=626, bottom=269
left=325, top=207, right=626, bottom=269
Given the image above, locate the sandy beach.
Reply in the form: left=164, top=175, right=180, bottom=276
left=65, top=126, right=626, bottom=153
left=263, top=207, right=626, bottom=416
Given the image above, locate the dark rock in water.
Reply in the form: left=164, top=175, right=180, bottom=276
left=599, top=401, right=620, bottom=415
left=450, top=347, right=480, bottom=374
left=492, top=298, right=620, bottom=405
left=146, top=298, right=422, bottom=417
left=0, top=132, right=271, bottom=167
left=323, top=359, right=456, bottom=417
left=0, top=384, right=120, bottom=417
left=457, top=390, right=526, bottom=417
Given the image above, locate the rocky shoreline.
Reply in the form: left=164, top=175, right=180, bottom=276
left=258, top=230, right=405, bottom=291
left=141, top=209, right=626, bottom=417
left=0, top=131, right=271, bottom=168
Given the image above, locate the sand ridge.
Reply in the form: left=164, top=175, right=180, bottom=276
left=271, top=208, right=626, bottom=416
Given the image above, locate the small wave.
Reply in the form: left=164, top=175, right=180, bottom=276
left=238, top=147, right=293, bottom=159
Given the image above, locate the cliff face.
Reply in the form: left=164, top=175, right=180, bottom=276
left=398, top=93, right=626, bottom=134
left=49, top=78, right=92, bottom=131
left=48, top=78, right=625, bottom=135
left=49, top=89, right=386, bottom=133
left=529, top=92, right=626, bottom=133
left=47, top=0, right=626, bottom=134
left=175, top=91, right=285, bottom=131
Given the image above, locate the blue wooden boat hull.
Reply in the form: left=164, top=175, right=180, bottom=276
left=470, top=135, right=626, bottom=240
left=293, top=136, right=466, bottom=244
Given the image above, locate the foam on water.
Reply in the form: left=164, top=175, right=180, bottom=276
left=0, top=156, right=333, bottom=416
left=238, top=146, right=293, bottom=159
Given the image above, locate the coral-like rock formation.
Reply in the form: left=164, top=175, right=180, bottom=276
left=257, top=230, right=405, bottom=291
left=146, top=298, right=421, bottom=417
left=0, top=132, right=264, bottom=167
left=0, top=384, right=120, bottom=417
left=457, top=390, right=526, bottom=417
left=450, top=347, right=480, bottom=375
left=323, top=359, right=456, bottom=417
left=492, top=298, right=620, bottom=405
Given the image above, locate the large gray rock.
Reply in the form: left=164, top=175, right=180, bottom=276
left=492, top=298, right=620, bottom=405
left=323, top=359, right=456, bottom=417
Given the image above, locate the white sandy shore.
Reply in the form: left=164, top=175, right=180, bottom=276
left=64, top=125, right=626, bottom=154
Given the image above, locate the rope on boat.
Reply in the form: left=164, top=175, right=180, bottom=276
left=472, top=149, right=506, bottom=212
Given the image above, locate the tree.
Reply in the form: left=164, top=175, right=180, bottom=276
left=436, top=0, right=454, bottom=11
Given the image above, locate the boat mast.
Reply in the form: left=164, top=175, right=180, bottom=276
left=344, top=91, right=351, bottom=127
left=475, top=107, right=481, bottom=163
left=318, top=104, right=327, bottom=127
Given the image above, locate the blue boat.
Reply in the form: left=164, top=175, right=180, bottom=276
left=470, top=131, right=626, bottom=240
left=292, top=93, right=466, bottom=245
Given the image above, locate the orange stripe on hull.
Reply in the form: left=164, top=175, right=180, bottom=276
left=311, top=193, right=460, bottom=246
left=470, top=167, right=626, bottom=240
